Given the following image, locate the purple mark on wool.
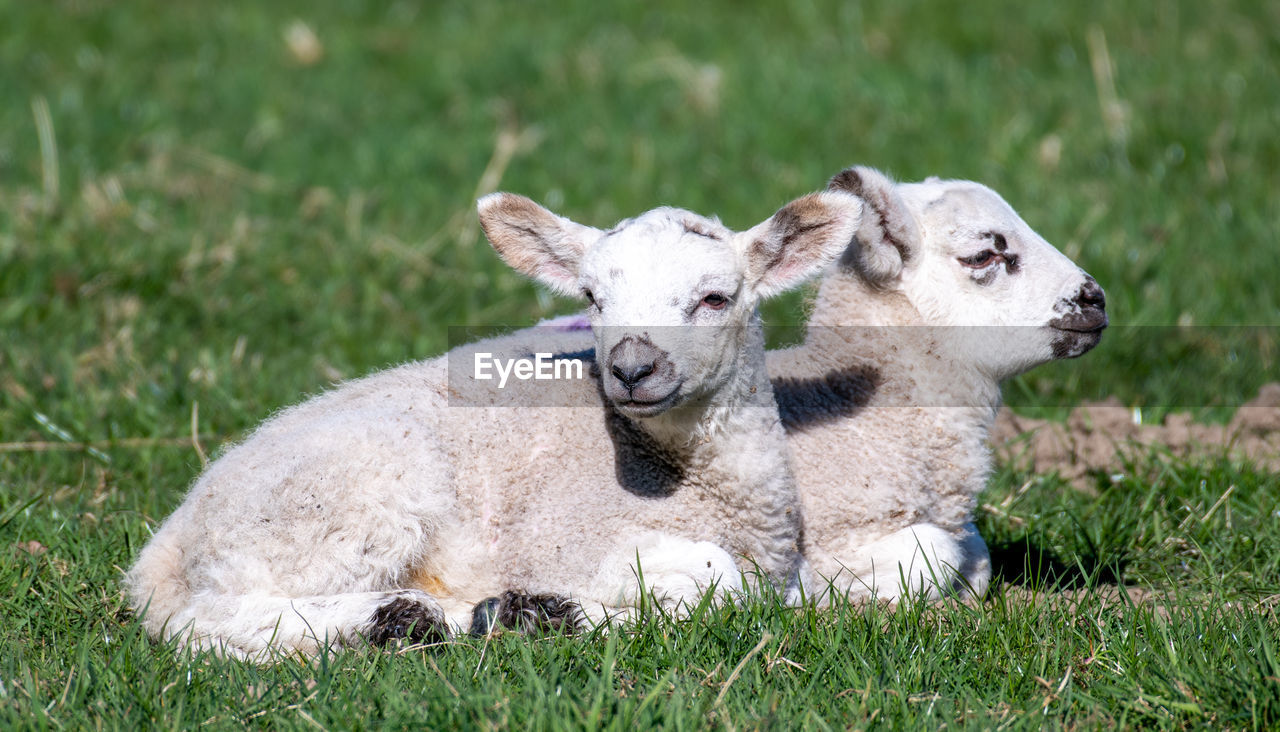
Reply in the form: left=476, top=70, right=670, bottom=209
left=540, top=314, right=592, bottom=332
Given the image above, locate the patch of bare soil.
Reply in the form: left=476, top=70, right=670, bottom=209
left=993, top=383, right=1280, bottom=490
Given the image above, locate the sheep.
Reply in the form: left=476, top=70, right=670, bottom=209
left=532, top=166, right=1107, bottom=605
left=771, top=166, right=1107, bottom=603
left=125, top=188, right=864, bottom=658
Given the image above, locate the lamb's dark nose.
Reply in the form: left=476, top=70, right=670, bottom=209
left=609, top=336, right=661, bottom=391
left=1077, top=278, right=1106, bottom=311
left=611, top=361, right=654, bottom=389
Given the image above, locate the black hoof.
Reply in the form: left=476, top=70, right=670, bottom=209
left=468, top=596, right=502, bottom=636
left=367, top=597, right=447, bottom=646
left=471, top=590, right=581, bottom=635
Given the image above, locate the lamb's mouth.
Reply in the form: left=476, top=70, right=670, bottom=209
left=1048, top=310, right=1108, bottom=334
left=614, top=386, right=683, bottom=418
left=1047, top=319, right=1106, bottom=359
left=1050, top=321, right=1108, bottom=335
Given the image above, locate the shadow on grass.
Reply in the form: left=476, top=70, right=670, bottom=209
left=988, top=536, right=1127, bottom=590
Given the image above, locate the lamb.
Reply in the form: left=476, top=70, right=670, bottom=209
left=125, top=188, right=864, bottom=658
left=771, top=166, right=1108, bottom=603
left=536, top=166, right=1106, bottom=605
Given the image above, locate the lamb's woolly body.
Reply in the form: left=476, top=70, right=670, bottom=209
left=129, top=325, right=800, bottom=657
left=128, top=191, right=861, bottom=659
left=771, top=278, right=999, bottom=601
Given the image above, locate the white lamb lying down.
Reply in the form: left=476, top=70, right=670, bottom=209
left=540, top=167, right=1107, bottom=604
left=773, top=166, right=1107, bottom=603
left=126, top=188, right=863, bottom=658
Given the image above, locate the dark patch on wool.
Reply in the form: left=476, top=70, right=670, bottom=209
left=506, top=350, right=683, bottom=495
left=772, top=365, right=882, bottom=434
left=561, top=346, right=686, bottom=498
left=603, top=404, right=687, bottom=497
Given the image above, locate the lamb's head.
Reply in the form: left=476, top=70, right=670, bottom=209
left=827, top=166, right=1107, bottom=379
left=479, top=191, right=861, bottom=419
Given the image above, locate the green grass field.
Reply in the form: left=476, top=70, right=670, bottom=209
left=2, top=0, right=1278, bottom=728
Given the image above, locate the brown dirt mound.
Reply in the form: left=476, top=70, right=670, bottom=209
left=993, top=383, right=1280, bottom=490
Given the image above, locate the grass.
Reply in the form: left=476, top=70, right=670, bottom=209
left=1, top=0, right=1277, bottom=728
left=4, top=465, right=1279, bottom=728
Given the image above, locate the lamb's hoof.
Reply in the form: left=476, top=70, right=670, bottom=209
left=468, top=596, right=502, bottom=636
left=469, top=591, right=581, bottom=635
left=367, top=597, right=448, bottom=647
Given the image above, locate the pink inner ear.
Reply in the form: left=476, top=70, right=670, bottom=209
left=760, top=258, right=812, bottom=289
left=749, top=237, right=836, bottom=298
left=535, top=259, right=579, bottom=289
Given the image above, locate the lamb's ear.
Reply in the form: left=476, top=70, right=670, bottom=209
left=827, top=166, right=920, bottom=285
left=740, top=190, right=863, bottom=300
left=478, top=193, right=601, bottom=295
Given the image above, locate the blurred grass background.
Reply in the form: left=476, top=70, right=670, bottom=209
left=3, top=0, right=1277, bottom=444
left=1, top=1, right=1278, bottom=727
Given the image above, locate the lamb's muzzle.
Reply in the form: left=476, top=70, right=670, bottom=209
left=1049, top=276, right=1108, bottom=358
left=605, top=334, right=679, bottom=413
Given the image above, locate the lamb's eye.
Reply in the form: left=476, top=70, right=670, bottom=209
left=958, top=251, right=999, bottom=268
left=700, top=293, right=729, bottom=310
left=583, top=289, right=597, bottom=307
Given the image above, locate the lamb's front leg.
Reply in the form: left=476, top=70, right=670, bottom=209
left=466, top=536, right=742, bottom=635
left=576, top=534, right=743, bottom=626
left=798, top=522, right=991, bottom=606
left=157, top=589, right=449, bottom=660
